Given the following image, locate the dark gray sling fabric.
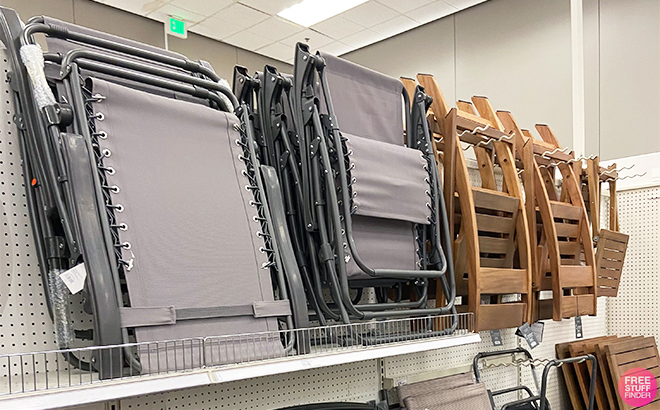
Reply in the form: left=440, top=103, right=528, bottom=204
left=345, top=133, right=431, bottom=225
left=397, top=373, right=475, bottom=406
left=90, top=78, right=284, bottom=371
left=345, top=215, right=417, bottom=279
left=404, top=382, right=492, bottom=410
left=320, top=51, right=404, bottom=146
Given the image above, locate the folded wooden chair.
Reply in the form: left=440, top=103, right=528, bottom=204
left=583, top=161, right=629, bottom=297
left=416, top=74, right=532, bottom=331
left=497, top=113, right=598, bottom=322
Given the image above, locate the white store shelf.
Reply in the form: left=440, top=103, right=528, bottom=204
left=0, top=333, right=480, bottom=410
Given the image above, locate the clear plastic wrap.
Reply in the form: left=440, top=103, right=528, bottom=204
left=19, top=43, right=56, bottom=109
left=49, top=269, right=74, bottom=348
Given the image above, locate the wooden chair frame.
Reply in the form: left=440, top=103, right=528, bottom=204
left=412, top=74, right=532, bottom=331
left=497, top=113, right=598, bottom=321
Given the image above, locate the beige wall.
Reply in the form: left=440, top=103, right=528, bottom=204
left=0, top=0, right=291, bottom=80
left=345, top=0, right=660, bottom=160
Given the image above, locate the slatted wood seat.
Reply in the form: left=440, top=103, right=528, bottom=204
left=415, top=74, right=532, bottom=331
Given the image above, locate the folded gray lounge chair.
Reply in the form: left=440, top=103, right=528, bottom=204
left=291, top=43, right=456, bottom=324
left=1, top=8, right=307, bottom=378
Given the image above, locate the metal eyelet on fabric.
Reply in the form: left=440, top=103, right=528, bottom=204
left=93, top=131, right=108, bottom=139
left=102, top=149, right=112, bottom=158
left=112, top=223, right=128, bottom=231
left=102, top=185, right=120, bottom=193
left=424, top=177, right=430, bottom=184
left=98, top=165, right=115, bottom=175
left=89, top=112, right=105, bottom=121
left=120, top=242, right=131, bottom=250
left=88, top=93, right=106, bottom=102
left=107, top=203, right=124, bottom=212
left=425, top=189, right=431, bottom=197
left=249, top=200, right=256, bottom=207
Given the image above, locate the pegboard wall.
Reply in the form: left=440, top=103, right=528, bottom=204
left=2, top=47, right=655, bottom=409
left=606, top=187, right=660, bottom=340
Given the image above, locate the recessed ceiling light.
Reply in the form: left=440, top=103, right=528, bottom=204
left=277, top=0, right=369, bottom=27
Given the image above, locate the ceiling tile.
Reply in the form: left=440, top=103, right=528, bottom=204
left=103, top=0, right=167, bottom=16
left=317, top=41, right=353, bottom=56
left=210, top=3, right=270, bottom=26
left=375, top=0, right=435, bottom=14
left=256, top=42, right=294, bottom=62
left=311, top=16, right=364, bottom=40
left=238, top=0, right=302, bottom=16
left=280, top=28, right=333, bottom=50
left=405, top=1, right=457, bottom=24
left=340, top=1, right=399, bottom=28
left=190, top=17, right=247, bottom=39
left=248, top=16, right=305, bottom=41
left=224, top=30, right=273, bottom=50
left=442, top=0, right=488, bottom=10
left=340, top=28, right=384, bottom=50
left=168, top=0, right=233, bottom=16
left=370, top=15, right=417, bottom=37
left=147, top=4, right=206, bottom=23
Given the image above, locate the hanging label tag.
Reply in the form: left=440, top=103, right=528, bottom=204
left=516, top=323, right=539, bottom=350
left=59, top=263, right=87, bottom=294
left=575, top=316, right=583, bottom=339
left=531, top=321, right=545, bottom=343
left=490, top=329, right=503, bottom=346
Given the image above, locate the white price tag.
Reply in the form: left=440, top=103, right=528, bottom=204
left=59, top=263, right=87, bottom=294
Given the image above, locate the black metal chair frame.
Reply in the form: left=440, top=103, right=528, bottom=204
left=234, top=64, right=338, bottom=326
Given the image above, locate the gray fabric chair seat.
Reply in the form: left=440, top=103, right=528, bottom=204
left=89, top=78, right=285, bottom=370
left=320, top=51, right=404, bottom=146
left=403, top=382, right=492, bottom=410
left=397, top=373, right=475, bottom=406
left=345, top=215, right=417, bottom=279
left=345, top=132, right=431, bottom=225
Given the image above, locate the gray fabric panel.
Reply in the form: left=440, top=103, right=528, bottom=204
left=319, top=51, right=404, bottom=146
left=90, top=79, right=282, bottom=358
left=346, top=132, right=431, bottom=225
left=119, top=306, right=176, bottom=328
left=253, top=300, right=292, bottom=318
left=345, top=215, right=417, bottom=279
left=43, top=17, right=185, bottom=60
left=397, top=373, right=475, bottom=406
left=404, top=382, right=492, bottom=410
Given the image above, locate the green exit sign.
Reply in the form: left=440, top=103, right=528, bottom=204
left=167, top=17, right=187, bottom=38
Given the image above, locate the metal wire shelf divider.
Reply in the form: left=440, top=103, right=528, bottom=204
left=0, top=313, right=473, bottom=396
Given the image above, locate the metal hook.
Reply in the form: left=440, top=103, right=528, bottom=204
left=538, top=146, right=570, bottom=159
left=616, top=172, right=647, bottom=181
left=457, top=124, right=491, bottom=138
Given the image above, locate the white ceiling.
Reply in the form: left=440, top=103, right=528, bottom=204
left=92, top=0, right=488, bottom=64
